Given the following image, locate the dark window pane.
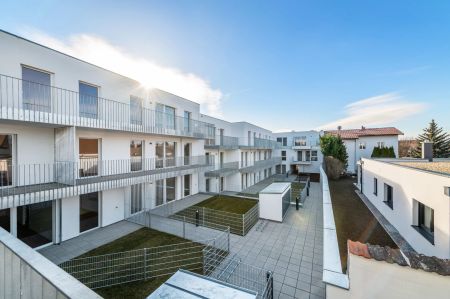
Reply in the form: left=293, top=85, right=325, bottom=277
left=80, top=192, right=99, bottom=232
left=17, top=201, right=53, bottom=248
left=130, top=140, right=143, bottom=171
left=22, top=67, right=51, bottom=112
left=156, top=179, right=164, bottom=206
left=0, top=209, right=10, bottom=232
left=131, top=184, right=143, bottom=214
left=79, top=82, right=98, bottom=118
left=166, top=177, right=176, bottom=202
left=0, top=135, right=13, bottom=187
left=184, top=175, right=191, bottom=196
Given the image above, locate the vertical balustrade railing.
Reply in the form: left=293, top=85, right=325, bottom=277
left=0, top=74, right=215, bottom=138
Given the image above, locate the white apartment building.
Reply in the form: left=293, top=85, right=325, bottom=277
left=0, top=30, right=216, bottom=249
left=199, top=114, right=281, bottom=192
left=357, top=157, right=450, bottom=258
left=326, top=126, right=403, bottom=173
left=273, top=131, right=323, bottom=181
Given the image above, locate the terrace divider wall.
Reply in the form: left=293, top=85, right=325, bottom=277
left=173, top=202, right=260, bottom=236
left=60, top=211, right=230, bottom=290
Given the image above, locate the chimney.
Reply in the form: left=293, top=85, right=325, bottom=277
left=421, top=141, right=433, bottom=162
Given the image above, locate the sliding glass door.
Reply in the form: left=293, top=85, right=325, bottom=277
left=17, top=201, right=53, bottom=248
left=80, top=192, right=99, bottom=233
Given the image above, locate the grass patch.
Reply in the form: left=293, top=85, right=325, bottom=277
left=69, top=228, right=205, bottom=299
left=329, top=176, right=397, bottom=272
left=195, top=195, right=258, bottom=214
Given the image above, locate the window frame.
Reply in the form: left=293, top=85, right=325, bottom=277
left=311, top=150, right=318, bottom=161
left=281, top=150, right=287, bottom=161
left=383, top=183, right=393, bottom=209
left=412, top=200, right=435, bottom=244
left=373, top=178, right=378, bottom=195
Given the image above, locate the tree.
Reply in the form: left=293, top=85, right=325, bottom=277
left=371, top=146, right=396, bottom=158
left=320, top=134, right=349, bottom=169
left=413, top=119, right=450, bottom=158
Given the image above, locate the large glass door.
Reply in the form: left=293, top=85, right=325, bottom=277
left=80, top=192, right=99, bottom=233
left=79, top=139, right=99, bottom=177
left=0, top=135, right=13, bottom=187
left=17, top=201, right=53, bottom=248
left=166, top=177, right=176, bottom=202
left=130, top=140, right=143, bottom=171
left=0, top=209, right=10, bottom=232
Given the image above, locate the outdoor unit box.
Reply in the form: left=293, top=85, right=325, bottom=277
left=259, top=182, right=291, bottom=222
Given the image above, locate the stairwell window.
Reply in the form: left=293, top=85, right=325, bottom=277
left=384, top=183, right=393, bottom=209
left=281, top=150, right=286, bottom=161
left=311, top=151, right=318, bottom=161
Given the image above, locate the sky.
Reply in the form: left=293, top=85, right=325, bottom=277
left=1, top=0, right=449, bottom=137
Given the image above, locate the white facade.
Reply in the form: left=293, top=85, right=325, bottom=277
left=0, top=30, right=213, bottom=249
left=200, top=114, right=280, bottom=193
left=358, top=158, right=450, bottom=258
left=344, top=135, right=399, bottom=173
left=273, top=131, right=323, bottom=178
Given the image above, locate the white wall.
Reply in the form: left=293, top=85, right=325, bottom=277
left=327, top=253, right=450, bottom=299
left=360, top=158, right=450, bottom=258
left=0, top=31, right=201, bottom=120
left=61, top=196, right=80, bottom=241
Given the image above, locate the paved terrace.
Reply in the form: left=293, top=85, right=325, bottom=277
left=230, top=182, right=324, bottom=299
left=39, top=183, right=324, bottom=299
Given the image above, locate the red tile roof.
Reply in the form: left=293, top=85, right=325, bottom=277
left=348, top=240, right=450, bottom=275
left=325, top=127, right=403, bottom=139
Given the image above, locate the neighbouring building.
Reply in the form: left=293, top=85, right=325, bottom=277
left=357, top=156, right=450, bottom=258
left=326, top=126, right=403, bottom=173
left=273, top=130, right=323, bottom=181
left=199, top=114, right=281, bottom=193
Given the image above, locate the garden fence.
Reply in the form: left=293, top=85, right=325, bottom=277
left=60, top=211, right=230, bottom=290
left=173, top=203, right=259, bottom=236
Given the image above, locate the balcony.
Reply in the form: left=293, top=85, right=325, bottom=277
left=239, top=157, right=282, bottom=173
left=205, top=135, right=239, bottom=150
left=239, top=137, right=282, bottom=149
left=0, top=155, right=213, bottom=209
left=0, top=74, right=215, bottom=139
left=291, top=141, right=320, bottom=150
left=205, top=161, right=239, bottom=177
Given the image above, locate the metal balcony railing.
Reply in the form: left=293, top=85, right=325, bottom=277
left=0, top=155, right=213, bottom=208
left=204, top=136, right=239, bottom=149
left=0, top=74, right=215, bottom=139
left=205, top=161, right=240, bottom=177
left=239, top=157, right=282, bottom=173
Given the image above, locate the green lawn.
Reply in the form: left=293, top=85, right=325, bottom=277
left=69, top=228, right=205, bottom=299
left=329, top=176, right=397, bottom=272
left=194, top=195, right=258, bottom=214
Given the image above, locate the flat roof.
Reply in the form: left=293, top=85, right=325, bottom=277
left=392, top=160, right=450, bottom=176
left=260, top=182, right=291, bottom=194
left=148, top=270, right=257, bottom=299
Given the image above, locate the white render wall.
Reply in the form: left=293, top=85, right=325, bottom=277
left=360, top=158, right=450, bottom=258
left=0, top=31, right=201, bottom=120
left=346, top=135, right=399, bottom=173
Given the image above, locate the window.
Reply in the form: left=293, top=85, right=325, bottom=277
left=184, top=175, right=191, bottom=196
left=277, top=137, right=287, bottom=146
left=305, top=150, right=311, bottom=161
left=294, top=137, right=307, bottom=146
left=79, top=139, right=99, bottom=177
left=79, top=82, right=99, bottom=118
left=377, top=142, right=385, bottom=148
left=359, top=142, right=366, bottom=150
left=0, top=135, right=13, bottom=187
left=166, top=177, right=176, bottom=202
left=184, top=111, right=191, bottom=132
left=184, top=143, right=191, bottom=165
left=248, top=131, right=251, bottom=146
left=17, top=201, right=53, bottom=248
left=414, top=201, right=434, bottom=244
left=0, top=209, right=10, bottom=232
left=311, top=150, right=318, bottom=161
left=156, top=103, right=176, bottom=130
left=220, top=176, right=224, bottom=192
left=130, top=96, right=143, bottom=125
left=297, top=151, right=302, bottom=161
left=131, top=184, right=143, bottom=214
left=282, top=164, right=286, bottom=174
left=165, top=142, right=176, bottom=167
left=205, top=179, right=210, bottom=192
left=384, top=184, right=393, bottom=209
left=373, top=178, right=378, bottom=195
left=80, top=192, right=99, bottom=233
left=155, top=141, right=176, bottom=168
left=156, top=179, right=164, bottom=206
left=155, top=142, right=164, bottom=169
left=130, top=140, right=143, bottom=171
left=241, top=152, right=244, bottom=167
left=281, top=150, right=287, bottom=161
left=22, top=66, right=51, bottom=112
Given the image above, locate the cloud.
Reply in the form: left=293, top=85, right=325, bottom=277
left=20, top=28, right=223, bottom=116
left=317, top=93, right=426, bottom=130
